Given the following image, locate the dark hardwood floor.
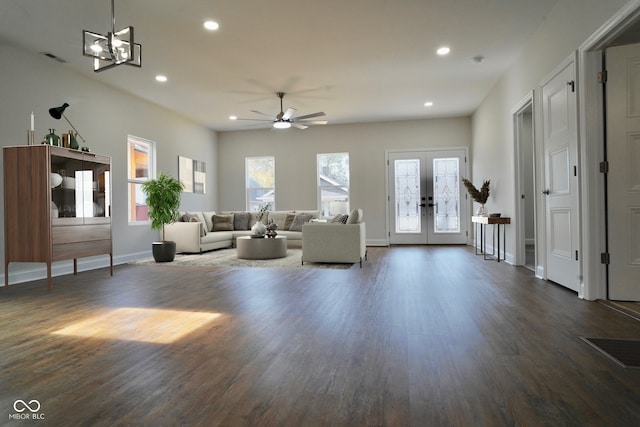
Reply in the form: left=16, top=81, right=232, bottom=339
left=1, top=246, right=639, bottom=426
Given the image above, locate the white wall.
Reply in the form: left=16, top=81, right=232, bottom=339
left=0, top=42, right=217, bottom=284
left=471, top=0, right=630, bottom=265
left=218, top=117, right=471, bottom=245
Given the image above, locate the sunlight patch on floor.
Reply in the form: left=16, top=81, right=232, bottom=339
left=52, top=307, right=221, bottom=344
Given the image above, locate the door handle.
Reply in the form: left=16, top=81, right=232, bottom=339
left=428, top=203, right=436, bottom=207
left=419, top=203, right=427, bottom=207
left=542, top=189, right=550, bottom=195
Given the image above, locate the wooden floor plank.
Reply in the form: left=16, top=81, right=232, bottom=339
left=1, top=246, right=639, bottom=426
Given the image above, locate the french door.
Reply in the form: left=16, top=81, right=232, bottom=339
left=387, top=149, right=468, bottom=245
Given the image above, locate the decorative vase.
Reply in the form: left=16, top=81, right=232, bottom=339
left=45, top=129, right=60, bottom=146
left=476, top=204, right=489, bottom=216
left=69, top=130, right=80, bottom=150
left=251, top=221, right=266, bottom=237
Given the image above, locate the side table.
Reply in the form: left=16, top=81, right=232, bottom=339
left=472, top=216, right=511, bottom=262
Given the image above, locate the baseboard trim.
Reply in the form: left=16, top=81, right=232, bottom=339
left=1, top=251, right=152, bottom=287
left=367, top=239, right=389, bottom=247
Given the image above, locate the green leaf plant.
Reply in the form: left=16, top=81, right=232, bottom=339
left=141, top=172, right=184, bottom=241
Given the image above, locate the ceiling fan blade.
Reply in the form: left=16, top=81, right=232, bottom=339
left=235, top=118, right=273, bottom=122
left=297, top=120, right=328, bottom=125
left=295, top=111, right=325, bottom=120
left=250, top=110, right=277, bottom=119
left=293, top=123, right=309, bottom=130
left=282, top=107, right=296, bottom=120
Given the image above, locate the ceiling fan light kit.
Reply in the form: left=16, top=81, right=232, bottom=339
left=237, top=92, right=327, bottom=130
left=273, top=121, right=291, bottom=129
left=82, top=0, right=142, bottom=72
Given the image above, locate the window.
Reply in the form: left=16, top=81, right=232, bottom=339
left=127, top=136, right=156, bottom=223
left=246, top=156, right=275, bottom=211
left=317, top=153, right=349, bottom=218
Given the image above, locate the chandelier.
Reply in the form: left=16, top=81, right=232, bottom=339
left=82, top=0, right=142, bottom=72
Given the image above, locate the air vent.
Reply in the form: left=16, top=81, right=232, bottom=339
left=41, top=52, right=66, bottom=63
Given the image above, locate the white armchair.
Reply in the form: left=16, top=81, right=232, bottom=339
left=302, top=219, right=367, bottom=267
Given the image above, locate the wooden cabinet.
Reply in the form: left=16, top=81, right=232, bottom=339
left=3, top=145, right=113, bottom=290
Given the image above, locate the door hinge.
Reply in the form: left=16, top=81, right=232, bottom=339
left=575, top=250, right=579, bottom=261
left=599, top=161, right=609, bottom=173
left=597, top=70, right=608, bottom=84
left=601, top=253, right=610, bottom=264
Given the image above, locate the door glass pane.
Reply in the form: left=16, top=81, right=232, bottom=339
left=395, top=159, right=421, bottom=233
left=433, top=157, right=460, bottom=233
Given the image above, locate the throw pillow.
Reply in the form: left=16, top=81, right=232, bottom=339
left=288, top=213, right=313, bottom=232
left=283, top=213, right=296, bottom=230
left=212, top=214, right=234, bottom=231
left=193, top=212, right=209, bottom=235
left=330, top=214, right=349, bottom=224
left=181, top=213, right=197, bottom=222
left=346, top=209, right=363, bottom=224
left=203, top=211, right=216, bottom=232
left=233, top=212, right=251, bottom=230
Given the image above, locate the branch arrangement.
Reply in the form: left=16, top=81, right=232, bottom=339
left=462, top=178, right=490, bottom=204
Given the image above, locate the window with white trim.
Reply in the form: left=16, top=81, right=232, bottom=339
left=317, top=153, right=349, bottom=218
left=246, top=156, right=275, bottom=211
left=127, top=136, right=156, bottom=223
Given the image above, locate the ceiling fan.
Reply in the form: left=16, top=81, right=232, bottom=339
left=236, top=92, right=328, bottom=129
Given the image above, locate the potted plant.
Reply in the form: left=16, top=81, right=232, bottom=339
left=142, top=172, right=184, bottom=262
left=462, top=177, right=490, bottom=216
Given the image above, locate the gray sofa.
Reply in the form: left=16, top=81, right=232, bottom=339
left=164, top=210, right=320, bottom=253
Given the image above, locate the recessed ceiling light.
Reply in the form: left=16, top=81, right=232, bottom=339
left=204, top=20, right=219, bottom=31
left=155, top=75, right=167, bottom=82
left=229, top=115, right=237, bottom=120
left=437, top=46, right=450, bottom=56
left=424, top=101, right=434, bottom=107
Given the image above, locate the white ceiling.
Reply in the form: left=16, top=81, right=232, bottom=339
left=0, top=0, right=559, bottom=131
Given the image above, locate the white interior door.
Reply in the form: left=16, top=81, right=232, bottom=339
left=605, top=43, right=640, bottom=301
left=541, top=57, right=581, bottom=292
left=387, top=150, right=467, bottom=245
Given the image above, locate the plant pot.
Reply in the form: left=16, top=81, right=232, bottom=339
left=152, top=241, right=176, bottom=263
